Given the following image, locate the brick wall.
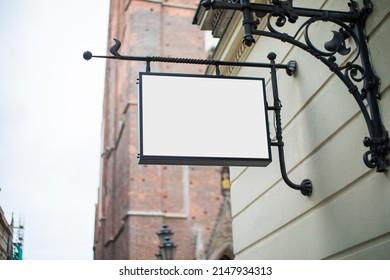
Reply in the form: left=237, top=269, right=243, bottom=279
left=94, top=0, right=224, bottom=260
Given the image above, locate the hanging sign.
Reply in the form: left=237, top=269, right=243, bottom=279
left=138, top=72, right=271, bottom=166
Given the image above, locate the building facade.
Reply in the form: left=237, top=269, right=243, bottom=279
left=194, top=0, right=390, bottom=259
left=93, top=0, right=231, bottom=260
left=0, top=207, right=13, bottom=260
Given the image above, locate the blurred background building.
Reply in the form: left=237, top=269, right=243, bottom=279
left=0, top=208, right=24, bottom=260
left=0, top=207, right=13, bottom=260
left=93, top=0, right=232, bottom=260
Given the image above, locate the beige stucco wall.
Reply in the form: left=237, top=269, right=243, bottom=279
left=211, top=0, right=390, bottom=259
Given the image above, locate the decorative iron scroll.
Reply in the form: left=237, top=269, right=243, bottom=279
left=202, top=0, right=389, bottom=172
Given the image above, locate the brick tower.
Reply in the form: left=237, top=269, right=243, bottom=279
left=93, top=0, right=224, bottom=260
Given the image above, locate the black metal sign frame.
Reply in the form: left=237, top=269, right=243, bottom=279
left=138, top=72, right=272, bottom=167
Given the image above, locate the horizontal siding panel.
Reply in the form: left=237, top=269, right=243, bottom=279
left=230, top=164, right=282, bottom=216
left=370, top=16, right=390, bottom=93
left=233, top=88, right=388, bottom=255
left=372, top=18, right=390, bottom=127
left=366, top=0, right=390, bottom=34
left=230, top=166, right=247, bottom=181
left=381, top=88, right=390, bottom=128
left=231, top=74, right=362, bottom=216
left=326, top=232, right=390, bottom=260
left=232, top=109, right=376, bottom=253
left=235, top=169, right=390, bottom=259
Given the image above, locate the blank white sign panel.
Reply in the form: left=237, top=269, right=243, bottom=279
left=138, top=73, right=271, bottom=166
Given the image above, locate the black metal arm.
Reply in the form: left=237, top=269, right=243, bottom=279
left=83, top=41, right=292, bottom=73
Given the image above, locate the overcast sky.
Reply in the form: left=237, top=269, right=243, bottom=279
left=0, top=0, right=110, bottom=259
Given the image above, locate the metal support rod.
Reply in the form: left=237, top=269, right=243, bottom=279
left=268, top=52, right=312, bottom=197
left=200, top=0, right=389, bottom=172
left=242, top=0, right=256, bottom=46
left=83, top=47, right=292, bottom=72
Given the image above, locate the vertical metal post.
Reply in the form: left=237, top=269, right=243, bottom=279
left=241, top=0, right=256, bottom=46
left=268, top=52, right=312, bottom=196
left=355, top=10, right=389, bottom=172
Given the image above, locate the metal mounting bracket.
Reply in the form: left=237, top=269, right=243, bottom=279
left=84, top=40, right=312, bottom=196
left=201, top=0, right=389, bottom=172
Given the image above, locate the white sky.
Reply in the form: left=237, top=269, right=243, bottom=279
left=0, top=0, right=110, bottom=259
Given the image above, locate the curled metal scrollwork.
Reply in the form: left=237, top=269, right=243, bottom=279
left=265, top=11, right=369, bottom=100
left=267, top=12, right=287, bottom=32
left=303, top=18, right=361, bottom=70
left=345, top=63, right=365, bottom=83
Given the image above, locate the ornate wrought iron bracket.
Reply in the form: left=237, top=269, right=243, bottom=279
left=201, top=0, right=389, bottom=172
left=84, top=40, right=312, bottom=196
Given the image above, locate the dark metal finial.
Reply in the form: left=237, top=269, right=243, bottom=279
left=83, top=51, right=93, bottom=60
left=201, top=0, right=213, bottom=10
left=300, top=179, right=313, bottom=196
left=110, top=38, right=122, bottom=57
left=286, top=60, right=297, bottom=76
left=267, top=52, right=277, bottom=61
left=243, top=35, right=256, bottom=47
